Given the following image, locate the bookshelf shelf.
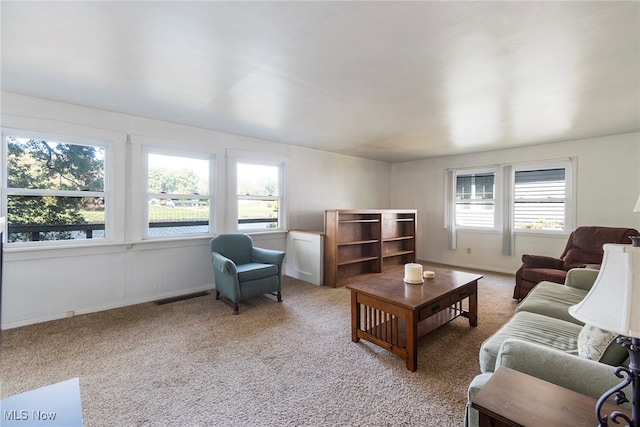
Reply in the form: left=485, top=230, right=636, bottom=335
left=323, top=209, right=417, bottom=287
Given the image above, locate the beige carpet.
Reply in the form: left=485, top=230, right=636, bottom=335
left=0, top=266, right=518, bottom=426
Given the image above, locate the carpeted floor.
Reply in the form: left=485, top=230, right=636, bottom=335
left=0, top=266, right=518, bottom=426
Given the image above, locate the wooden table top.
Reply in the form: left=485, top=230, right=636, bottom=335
left=472, top=367, right=632, bottom=427
left=345, top=266, right=482, bottom=310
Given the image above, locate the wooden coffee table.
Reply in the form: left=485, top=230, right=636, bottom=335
left=346, top=266, right=481, bottom=371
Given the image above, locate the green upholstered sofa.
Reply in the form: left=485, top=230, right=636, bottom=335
left=466, top=268, right=632, bottom=426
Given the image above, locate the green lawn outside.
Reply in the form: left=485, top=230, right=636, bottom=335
left=238, top=200, right=278, bottom=219
left=80, top=200, right=275, bottom=222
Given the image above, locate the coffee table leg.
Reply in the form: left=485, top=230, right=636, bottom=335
left=469, top=284, right=478, bottom=327
left=351, top=290, right=360, bottom=343
left=406, top=309, right=417, bottom=372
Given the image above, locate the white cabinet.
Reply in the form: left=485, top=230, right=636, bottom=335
left=285, top=231, right=324, bottom=286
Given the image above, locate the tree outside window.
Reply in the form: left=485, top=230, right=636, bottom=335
left=4, top=134, right=107, bottom=243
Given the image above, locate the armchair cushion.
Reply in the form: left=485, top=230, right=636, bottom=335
left=521, top=254, right=564, bottom=269
left=237, top=263, right=279, bottom=282
left=520, top=267, right=567, bottom=286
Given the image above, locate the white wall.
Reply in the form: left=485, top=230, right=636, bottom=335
left=3, top=91, right=637, bottom=327
left=0, top=93, right=391, bottom=328
left=391, top=132, right=640, bottom=274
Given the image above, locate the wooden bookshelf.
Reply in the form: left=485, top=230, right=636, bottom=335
left=323, top=209, right=417, bottom=287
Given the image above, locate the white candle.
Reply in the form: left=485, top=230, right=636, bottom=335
left=404, top=263, right=423, bottom=283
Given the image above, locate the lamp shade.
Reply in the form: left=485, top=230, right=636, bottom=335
left=569, top=244, right=640, bottom=338
left=634, top=195, right=640, bottom=212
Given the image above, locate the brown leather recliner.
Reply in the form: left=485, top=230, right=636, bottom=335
left=513, top=226, right=639, bottom=300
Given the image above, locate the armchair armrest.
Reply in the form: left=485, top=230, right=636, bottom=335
left=496, top=338, right=631, bottom=407
left=252, top=247, right=286, bottom=267
left=521, top=254, right=564, bottom=269
left=564, top=268, right=599, bottom=291
left=211, top=251, right=237, bottom=275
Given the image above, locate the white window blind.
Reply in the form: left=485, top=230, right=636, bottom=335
left=514, top=167, right=566, bottom=230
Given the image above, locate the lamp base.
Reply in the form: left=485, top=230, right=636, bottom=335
left=630, top=236, right=640, bottom=247
left=596, top=336, right=639, bottom=427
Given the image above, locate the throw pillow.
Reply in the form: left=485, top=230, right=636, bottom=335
left=577, top=324, right=618, bottom=362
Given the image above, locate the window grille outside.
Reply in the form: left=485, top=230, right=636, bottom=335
left=455, top=172, right=496, bottom=228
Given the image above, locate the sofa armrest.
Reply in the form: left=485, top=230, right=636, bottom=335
left=521, top=254, right=564, bottom=269
left=564, top=268, right=599, bottom=291
left=211, top=252, right=237, bottom=275
left=252, top=247, right=286, bottom=269
left=496, top=338, right=630, bottom=407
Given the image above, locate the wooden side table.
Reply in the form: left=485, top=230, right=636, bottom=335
left=471, top=367, right=631, bottom=427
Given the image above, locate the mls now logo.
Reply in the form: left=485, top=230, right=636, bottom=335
left=4, top=409, right=57, bottom=421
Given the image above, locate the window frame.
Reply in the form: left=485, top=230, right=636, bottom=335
left=1, top=127, right=113, bottom=247
left=513, top=160, right=573, bottom=234
left=453, top=168, right=498, bottom=231
left=142, top=146, right=215, bottom=240
left=234, top=158, right=285, bottom=233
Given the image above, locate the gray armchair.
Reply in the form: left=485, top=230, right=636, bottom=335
left=210, top=234, right=286, bottom=314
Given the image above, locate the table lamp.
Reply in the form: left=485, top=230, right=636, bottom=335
left=569, top=244, right=639, bottom=426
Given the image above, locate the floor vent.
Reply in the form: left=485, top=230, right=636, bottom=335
left=154, top=291, right=209, bottom=305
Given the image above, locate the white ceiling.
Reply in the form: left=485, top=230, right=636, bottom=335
left=1, top=1, right=639, bottom=163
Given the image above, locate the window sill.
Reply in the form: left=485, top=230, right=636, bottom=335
left=3, top=231, right=290, bottom=261
left=3, top=236, right=212, bottom=261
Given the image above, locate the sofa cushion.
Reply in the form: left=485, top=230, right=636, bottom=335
left=563, top=268, right=600, bottom=291
left=236, top=263, right=278, bottom=282
left=521, top=268, right=568, bottom=285
left=479, top=311, right=582, bottom=373
left=577, top=324, right=628, bottom=366
left=515, top=281, right=587, bottom=325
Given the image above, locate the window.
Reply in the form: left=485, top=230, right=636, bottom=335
left=514, top=163, right=571, bottom=231
left=2, top=130, right=109, bottom=244
left=145, top=150, right=212, bottom=237
left=236, top=162, right=282, bottom=231
left=455, top=170, right=496, bottom=228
